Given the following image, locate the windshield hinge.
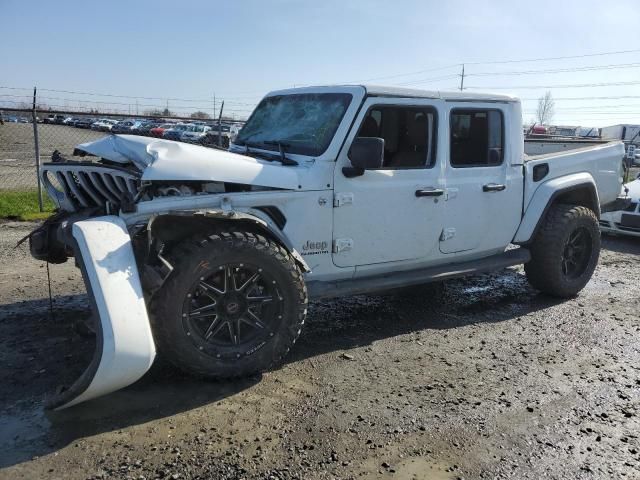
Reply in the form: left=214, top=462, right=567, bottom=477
left=333, top=192, right=354, bottom=207
left=333, top=238, right=354, bottom=253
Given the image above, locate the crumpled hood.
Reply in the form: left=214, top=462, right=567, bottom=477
left=74, top=135, right=299, bottom=190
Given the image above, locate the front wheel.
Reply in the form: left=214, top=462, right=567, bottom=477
left=525, top=204, right=600, bottom=298
left=151, top=231, right=308, bottom=379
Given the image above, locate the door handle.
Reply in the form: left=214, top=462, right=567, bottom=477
left=483, top=183, right=506, bottom=192
left=415, top=188, right=444, bottom=197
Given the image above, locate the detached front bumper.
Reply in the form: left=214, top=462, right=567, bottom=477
left=29, top=215, right=156, bottom=409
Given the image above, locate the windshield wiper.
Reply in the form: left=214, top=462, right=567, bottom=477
left=241, top=141, right=298, bottom=166
left=263, top=140, right=298, bottom=166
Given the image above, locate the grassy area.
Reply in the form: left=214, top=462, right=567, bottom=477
left=0, top=190, right=54, bottom=221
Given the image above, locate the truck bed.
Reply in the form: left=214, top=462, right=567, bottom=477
left=524, top=141, right=625, bottom=211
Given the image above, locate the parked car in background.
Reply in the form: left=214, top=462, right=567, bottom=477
left=112, top=120, right=138, bottom=134
left=75, top=117, right=95, bottom=129
left=133, top=120, right=164, bottom=136
left=162, top=123, right=191, bottom=141
left=64, top=117, right=82, bottom=126
left=18, top=117, right=29, bottom=123
left=600, top=174, right=640, bottom=238
left=600, top=124, right=640, bottom=144
left=199, top=124, right=242, bottom=148
left=44, top=114, right=66, bottom=124
left=180, top=124, right=211, bottom=143
left=149, top=123, right=175, bottom=138
left=91, top=119, right=119, bottom=132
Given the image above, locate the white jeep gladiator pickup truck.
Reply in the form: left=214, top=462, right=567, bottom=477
left=27, top=85, right=626, bottom=409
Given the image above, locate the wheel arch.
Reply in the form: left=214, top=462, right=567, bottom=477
left=514, top=173, right=600, bottom=245
left=148, top=209, right=311, bottom=273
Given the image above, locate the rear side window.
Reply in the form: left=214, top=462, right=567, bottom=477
left=450, top=109, right=504, bottom=167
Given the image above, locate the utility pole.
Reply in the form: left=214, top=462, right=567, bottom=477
left=213, top=93, right=216, bottom=118
left=31, top=87, right=43, bottom=212
left=217, top=101, right=225, bottom=147
left=459, top=64, right=465, bottom=91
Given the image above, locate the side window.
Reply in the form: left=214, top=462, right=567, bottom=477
left=356, top=106, right=437, bottom=169
left=450, top=109, right=503, bottom=167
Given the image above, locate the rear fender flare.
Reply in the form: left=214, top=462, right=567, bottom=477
left=513, top=173, right=599, bottom=244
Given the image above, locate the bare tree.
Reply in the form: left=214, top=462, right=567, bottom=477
left=536, top=91, right=555, bottom=125
left=190, top=111, right=211, bottom=120
left=144, top=108, right=170, bottom=117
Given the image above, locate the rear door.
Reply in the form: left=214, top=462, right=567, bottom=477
left=440, top=104, right=523, bottom=254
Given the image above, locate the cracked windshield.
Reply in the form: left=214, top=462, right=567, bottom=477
left=235, top=93, right=352, bottom=156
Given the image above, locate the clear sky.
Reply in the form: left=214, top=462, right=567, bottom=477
left=1, top=0, right=639, bottom=126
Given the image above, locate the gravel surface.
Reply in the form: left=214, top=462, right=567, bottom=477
left=1, top=220, right=639, bottom=480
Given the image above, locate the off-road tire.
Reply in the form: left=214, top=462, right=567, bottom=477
left=151, top=231, right=308, bottom=379
left=525, top=203, right=600, bottom=298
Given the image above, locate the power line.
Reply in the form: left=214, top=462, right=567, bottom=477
left=524, top=111, right=640, bottom=116
left=343, top=63, right=461, bottom=84
left=219, top=49, right=640, bottom=94
left=464, top=48, right=640, bottom=66
left=466, top=80, right=640, bottom=90
left=394, top=74, right=460, bottom=86
left=535, top=104, right=640, bottom=111
left=0, top=86, right=257, bottom=107
left=467, top=62, right=640, bottom=77
left=520, top=95, right=640, bottom=101
left=0, top=93, right=253, bottom=112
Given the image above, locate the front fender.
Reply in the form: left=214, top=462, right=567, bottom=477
left=513, top=172, right=599, bottom=244
left=149, top=208, right=311, bottom=274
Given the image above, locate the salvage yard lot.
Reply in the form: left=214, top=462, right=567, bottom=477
left=0, top=221, right=639, bottom=479
left=0, top=122, right=107, bottom=191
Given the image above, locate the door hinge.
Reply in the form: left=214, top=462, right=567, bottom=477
left=334, top=192, right=354, bottom=207
left=444, top=188, right=458, bottom=201
left=333, top=238, right=354, bottom=253
left=440, top=228, right=456, bottom=241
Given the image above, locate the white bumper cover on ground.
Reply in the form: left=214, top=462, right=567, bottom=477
left=46, top=216, right=156, bottom=410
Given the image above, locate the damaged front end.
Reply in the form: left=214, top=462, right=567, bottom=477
left=26, top=147, right=156, bottom=410
left=27, top=135, right=303, bottom=409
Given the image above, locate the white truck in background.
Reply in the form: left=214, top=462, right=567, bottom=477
left=600, top=124, right=640, bottom=145
left=26, top=85, right=626, bottom=409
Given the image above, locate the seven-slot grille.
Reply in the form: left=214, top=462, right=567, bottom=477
left=41, top=162, right=140, bottom=212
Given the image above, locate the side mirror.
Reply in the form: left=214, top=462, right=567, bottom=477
left=349, top=137, right=384, bottom=169
left=344, top=137, right=384, bottom=177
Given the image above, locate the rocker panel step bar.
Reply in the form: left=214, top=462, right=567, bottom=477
left=46, top=216, right=156, bottom=410
left=307, top=248, right=531, bottom=299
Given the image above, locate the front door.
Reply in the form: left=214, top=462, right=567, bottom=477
left=440, top=105, right=523, bottom=254
left=332, top=97, right=445, bottom=268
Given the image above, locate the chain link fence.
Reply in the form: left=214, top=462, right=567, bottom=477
left=0, top=105, right=244, bottom=219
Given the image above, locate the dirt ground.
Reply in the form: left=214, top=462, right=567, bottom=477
left=1, top=220, right=639, bottom=480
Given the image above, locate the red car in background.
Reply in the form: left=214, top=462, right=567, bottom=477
left=150, top=123, right=175, bottom=138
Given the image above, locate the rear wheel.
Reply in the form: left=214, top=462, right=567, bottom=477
left=151, top=231, right=307, bottom=378
left=525, top=204, right=600, bottom=298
